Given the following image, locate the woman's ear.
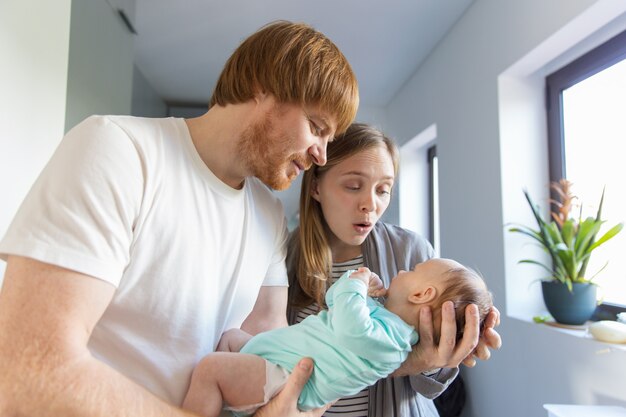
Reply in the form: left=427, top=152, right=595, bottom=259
left=408, top=286, right=437, bottom=305
left=311, top=178, right=321, bottom=202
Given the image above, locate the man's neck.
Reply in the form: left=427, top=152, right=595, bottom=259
left=184, top=103, right=255, bottom=189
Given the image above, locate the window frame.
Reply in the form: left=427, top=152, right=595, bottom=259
left=427, top=145, right=438, bottom=252
left=546, top=28, right=626, bottom=315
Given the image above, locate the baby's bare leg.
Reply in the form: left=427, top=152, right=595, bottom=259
left=183, top=352, right=266, bottom=417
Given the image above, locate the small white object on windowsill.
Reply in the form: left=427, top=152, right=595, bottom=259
left=589, top=321, right=626, bottom=343
left=617, top=312, right=626, bottom=324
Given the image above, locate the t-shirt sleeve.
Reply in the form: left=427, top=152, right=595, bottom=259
left=0, top=116, right=143, bottom=286
left=260, top=207, right=289, bottom=287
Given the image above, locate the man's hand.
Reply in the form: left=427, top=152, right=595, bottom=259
left=392, top=301, right=482, bottom=377
left=462, top=306, right=502, bottom=367
left=253, top=358, right=332, bottom=417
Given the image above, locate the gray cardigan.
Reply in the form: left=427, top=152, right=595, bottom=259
left=286, top=222, right=457, bottom=417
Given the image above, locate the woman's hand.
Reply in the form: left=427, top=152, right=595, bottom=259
left=392, top=301, right=497, bottom=377
left=462, top=306, right=502, bottom=367
left=254, top=358, right=332, bottom=417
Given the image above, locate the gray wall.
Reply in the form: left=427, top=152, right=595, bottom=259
left=65, top=0, right=135, bottom=131
left=385, top=1, right=626, bottom=416
left=132, top=66, right=168, bottom=118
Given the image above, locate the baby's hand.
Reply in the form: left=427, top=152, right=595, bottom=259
left=350, top=267, right=387, bottom=297
left=367, top=272, right=387, bottom=298
left=349, top=267, right=371, bottom=286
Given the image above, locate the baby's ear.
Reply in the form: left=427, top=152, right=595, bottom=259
left=408, top=286, right=437, bottom=305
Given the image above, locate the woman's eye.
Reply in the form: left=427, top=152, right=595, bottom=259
left=377, top=188, right=391, bottom=196
left=345, top=184, right=360, bottom=191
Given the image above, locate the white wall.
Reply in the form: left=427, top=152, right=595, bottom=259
left=0, top=0, right=137, bottom=282
left=385, top=1, right=626, bottom=416
left=0, top=0, right=72, bottom=280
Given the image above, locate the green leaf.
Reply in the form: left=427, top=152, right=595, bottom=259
left=555, top=244, right=577, bottom=281
left=522, top=190, right=558, bottom=268
left=588, top=223, right=624, bottom=252
left=587, top=261, right=609, bottom=282
left=518, top=259, right=552, bottom=273
left=546, top=222, right=564, bottom=244
left=575, top=218, right=602, bottom=259
left=533, top=315, right=550, bottom=323
left=509, top=226, right=545, bottom=246
left=561, top=219, right=575, bottom=248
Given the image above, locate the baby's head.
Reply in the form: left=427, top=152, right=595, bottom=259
left=384, top=258, right=493, bottom=343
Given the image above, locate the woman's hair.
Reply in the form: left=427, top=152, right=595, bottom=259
left=432, top=266, right=494, bottom=343
left=209, top=20, right=359, bottom=135
left=291, top=123, right=399, bottom=308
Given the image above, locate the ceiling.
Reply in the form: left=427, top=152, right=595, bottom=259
left=132, top=0, right=474, bottom=108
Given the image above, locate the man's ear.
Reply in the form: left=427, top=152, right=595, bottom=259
left=253, top=87, right=268, bottom=104
left=311, top=178, right=321, bottom=202
left=408, top=286, right=437, bottom=305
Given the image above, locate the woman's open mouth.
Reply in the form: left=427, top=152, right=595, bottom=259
left=353, top=222, right=373, bottom=234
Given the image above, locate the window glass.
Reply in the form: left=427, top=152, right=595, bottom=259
left=561, top=58, right=626, bottom=305
left=547, top=28, right=626, bottom=310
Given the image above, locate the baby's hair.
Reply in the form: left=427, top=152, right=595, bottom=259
left=432, top=266, right=493, bottom=343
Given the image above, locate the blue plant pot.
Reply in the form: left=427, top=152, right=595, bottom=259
left=541, top=281, right=597, bottom=325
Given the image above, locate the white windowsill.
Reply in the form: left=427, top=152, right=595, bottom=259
left=509, top=314, right=626, bottom=353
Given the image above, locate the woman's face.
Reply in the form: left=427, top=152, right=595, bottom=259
left=312, top=145, right=395, bottom=257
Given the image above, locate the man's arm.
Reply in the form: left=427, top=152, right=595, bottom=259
left=240, top=286, right=288, bottom=335
left=0, top=255, right=198, bottom=417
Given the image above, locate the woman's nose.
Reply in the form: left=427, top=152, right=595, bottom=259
left=360, top=192, right=376, bottom=212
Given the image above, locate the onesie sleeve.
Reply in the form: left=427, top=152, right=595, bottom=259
left=327, top=271, right=409, bottom=363
left=0, top=116, right=143, bottom=286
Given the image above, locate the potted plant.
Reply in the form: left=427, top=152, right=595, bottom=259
left=509, top=179, right=623, bottom=325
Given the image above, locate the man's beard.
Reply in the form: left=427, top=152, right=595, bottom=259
left=237, top=107, right=311, bottom=191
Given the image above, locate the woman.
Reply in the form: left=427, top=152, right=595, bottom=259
left=286, top=123, right=500, bottom=417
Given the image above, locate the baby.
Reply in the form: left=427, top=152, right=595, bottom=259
left=183, top=258, right=493, bottom=416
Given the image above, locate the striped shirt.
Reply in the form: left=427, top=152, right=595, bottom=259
left=294, top=255, right=369, bottom=417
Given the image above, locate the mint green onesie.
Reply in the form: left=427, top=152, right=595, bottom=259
left=241, top=270, right=418, bottom=411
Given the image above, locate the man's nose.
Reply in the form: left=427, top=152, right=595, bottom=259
left=309, top=140, right=327, bottom=166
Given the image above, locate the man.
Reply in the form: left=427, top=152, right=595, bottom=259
left=0, top=21, right=357, bottom=416
left=0, top=20, right=498, bottom=417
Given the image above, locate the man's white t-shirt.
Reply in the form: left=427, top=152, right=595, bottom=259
left=0, top=115, right=289, bottom=404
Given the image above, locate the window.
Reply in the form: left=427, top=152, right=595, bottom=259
left=427, top=145, right=440, bottom=255
left=546, top=29, right=626, bottom=314
left=398, top=124, right=438, bottom=254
